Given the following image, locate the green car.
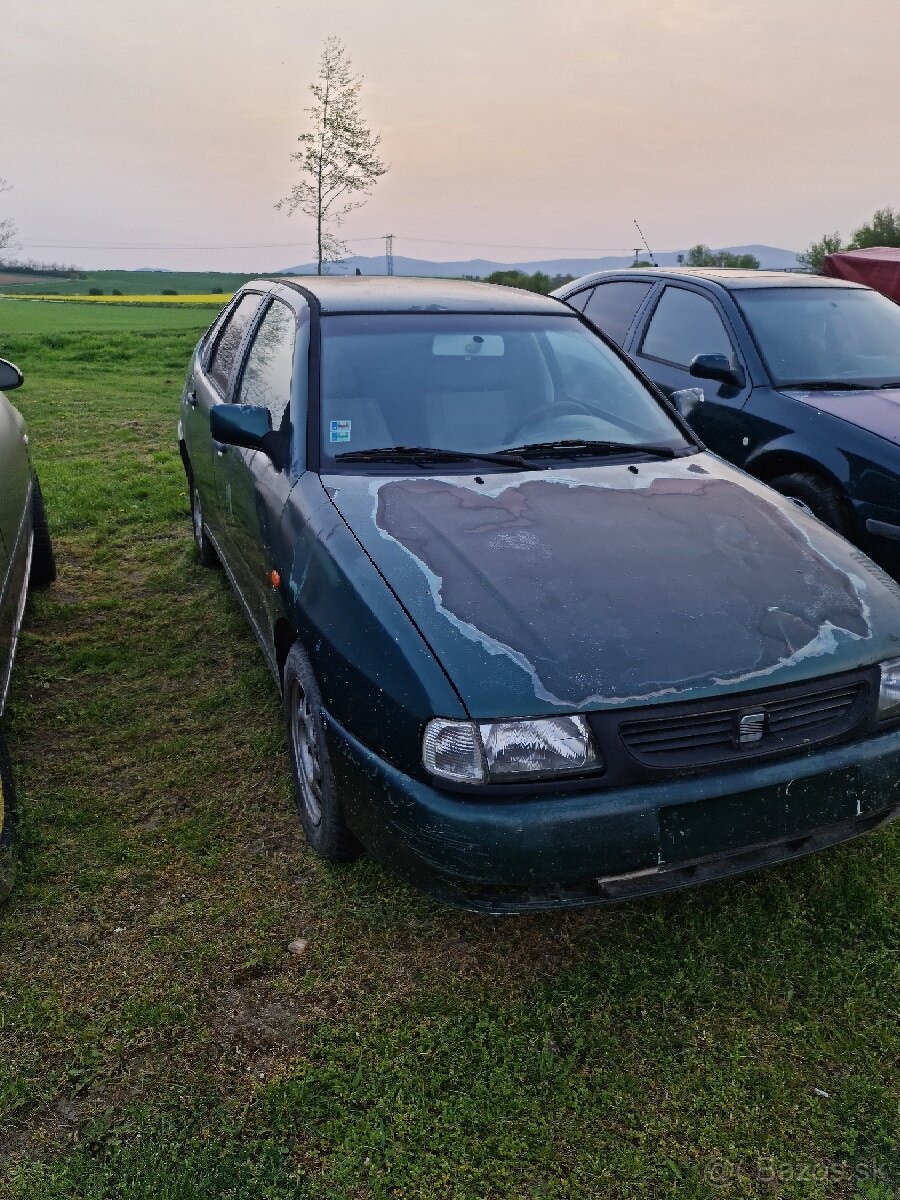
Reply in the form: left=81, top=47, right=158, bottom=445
left=179, top=278, right=900, bottom=912
left=0, top=358, right=55, bottom=899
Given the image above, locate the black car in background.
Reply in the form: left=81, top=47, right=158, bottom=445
left=0, top=358, right=55, bottom=899
left=554, top=269, right=900, bottom=576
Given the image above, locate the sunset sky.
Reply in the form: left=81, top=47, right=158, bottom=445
left=4, top=0, right=897, bottom=271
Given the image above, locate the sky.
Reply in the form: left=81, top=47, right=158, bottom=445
left=3, top=0, right=898, bottom=272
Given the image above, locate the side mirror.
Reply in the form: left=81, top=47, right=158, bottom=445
left=0, top=359, right=24, bottom=391
left=670, top=386, right=705, bottom=416
left=689, top=353, right=745, bottom=390
left=210, top=404, right=287, bottom=469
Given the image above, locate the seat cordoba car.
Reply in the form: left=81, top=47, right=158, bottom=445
left=554, top=268, right=900, bottom=577
left=178, top=277, right=900, bottom=912
left=0, top=358, right=55, bottom=899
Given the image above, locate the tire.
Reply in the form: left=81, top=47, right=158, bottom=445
left=768, top=472, right=852, bottom=539
left=0, top=726, right=16, bottom=904
left=29, top=475, right=56, bottom=589
left=282, top=642, right=362, bottom=862
left=190, top=484, right=219, bottom=569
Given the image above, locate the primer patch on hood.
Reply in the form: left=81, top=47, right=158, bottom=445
left=369, top=472, right=872, bottom=708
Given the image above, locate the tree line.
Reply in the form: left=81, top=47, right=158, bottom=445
left=801, top=207, right=900, bottom=273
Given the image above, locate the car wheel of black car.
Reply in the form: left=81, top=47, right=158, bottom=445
left=769, top=472, right=851, bottom=538
left=29, top=475, right=56, bottom=589
left=0, top=727, right=16, bottom=904
left=191, top=485, right=219, bottom=568
left=282, top=642, right=362, bottom=862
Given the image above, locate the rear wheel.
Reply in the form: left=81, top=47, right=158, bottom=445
left=282, top=643, right=362, bottom=862
left=769, top=472, right=852, bottom=538
left=191, top=484, right=218, bottom=568
left=29, top=475, right=56, bottom=589
left=0, top=727, right=16, bottom=904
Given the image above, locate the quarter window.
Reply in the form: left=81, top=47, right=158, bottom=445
left=641, top=286, right=733, bottom=368
left=583, top=281, right=654, bottom=346
left=238, top=300, right=296, bottom=428
left=207, top=293, right=263, bottom=393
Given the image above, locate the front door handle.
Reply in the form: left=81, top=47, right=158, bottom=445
left=213, top=440, right=228, bottom=457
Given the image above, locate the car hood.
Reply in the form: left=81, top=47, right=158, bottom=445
left=322, top=455, right=900, bottom=719
left=781, top=386, right=900, bottom=444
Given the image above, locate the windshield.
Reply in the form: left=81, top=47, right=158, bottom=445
left=736, top=287, right=900, bottom=389
left=319, top=313, right=691, bottom=468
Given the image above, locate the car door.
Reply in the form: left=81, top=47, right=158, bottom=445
left=185, top=290, right=265, bottom=552
left=225, top=294, right=307, bottom=640
left=630, top=283, right=751, bottom=460
left=0, top=394, right=31, bottom=706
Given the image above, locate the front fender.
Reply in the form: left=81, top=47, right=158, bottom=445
left=273, top=473, right=466, bottom=778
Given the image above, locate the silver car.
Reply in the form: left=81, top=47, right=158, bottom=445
left=0, top=358, right=55, bottom=899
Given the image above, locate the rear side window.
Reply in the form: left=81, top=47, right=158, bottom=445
left=641, top=286, right=732, bottom=367
left=238, top=299, right=296, bottom=428
left=583, top=281, right=654, bottom=346
left=207, top=293, right=263, bottom=393
left=566, top=289, right=593, bottom=313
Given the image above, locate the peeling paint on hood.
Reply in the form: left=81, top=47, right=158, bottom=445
left=323, top=456, right=900, bottom=719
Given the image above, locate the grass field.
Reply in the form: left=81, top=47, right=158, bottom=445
left=0, top=270, right=260, bottom=297
left=0, top=301, right=897, bottom=1199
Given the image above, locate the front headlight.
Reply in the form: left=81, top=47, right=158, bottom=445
left=422, top=715, right=601, bottom=783
left=877, top=657, right=900, bottom=723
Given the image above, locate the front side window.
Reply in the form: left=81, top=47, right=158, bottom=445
left=238, top=299, right=296, bottom=428
left=735, top=286, right=900, bottom=388
left=641, top=286, right=733, bottom=368
left=319, top=313, right=690, bottom=468
left=207, top=292, right=263, bottom=393
left=583, top=280, right=654, bottom=346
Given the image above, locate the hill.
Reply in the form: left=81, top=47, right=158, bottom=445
left=282, top=244, right=800, bottom=277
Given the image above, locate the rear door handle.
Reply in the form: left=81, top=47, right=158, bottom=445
left=213, top=440, right=228, bottom=456
left=187, top=388, right=198, bottom=408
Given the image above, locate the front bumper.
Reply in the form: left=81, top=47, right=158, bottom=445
left=325, top=714, right=900, bottom=913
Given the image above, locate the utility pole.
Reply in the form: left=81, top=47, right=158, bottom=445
left=385, top=233, right=394, bottom=276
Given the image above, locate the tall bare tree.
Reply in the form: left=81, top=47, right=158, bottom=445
left=278, top=37, right=387, bottom=274
left=0, top=179, right=18, bottom=256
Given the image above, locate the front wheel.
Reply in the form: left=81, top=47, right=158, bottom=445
left=0, top=727, right=17, bottom=904
left=769, top=472, right=852, bottom=539
left=282, top=643, right=362, bottom=862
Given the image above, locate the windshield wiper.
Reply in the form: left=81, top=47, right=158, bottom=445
left=506, top=438, right=679, bottom=460
left=334, top=445, right=544, bottom=470
left=782, top=381, right=872, bottom=391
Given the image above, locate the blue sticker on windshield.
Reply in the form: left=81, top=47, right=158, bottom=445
left=330, top=419, right=351, bottom=443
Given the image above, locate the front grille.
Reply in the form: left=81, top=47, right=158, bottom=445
left=616, top=671, right=874, bottom=771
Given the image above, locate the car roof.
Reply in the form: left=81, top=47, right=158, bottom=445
left=251, top=275, right=570, bottom=315
left=555, top=267, right=869, bottom=295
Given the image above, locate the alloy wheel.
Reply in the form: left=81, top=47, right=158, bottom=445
left=289, top=676, right=323, bottom=827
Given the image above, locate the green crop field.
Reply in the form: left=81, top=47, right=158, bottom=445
left=0, top=270, right=272, bottom=298
left=0, top=301, right=897, bottom=1199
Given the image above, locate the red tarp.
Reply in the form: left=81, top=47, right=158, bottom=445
left=823, top=245, right=900, bottom=303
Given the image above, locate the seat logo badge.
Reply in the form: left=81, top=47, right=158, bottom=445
left=737, top=711, right=766, bottom=745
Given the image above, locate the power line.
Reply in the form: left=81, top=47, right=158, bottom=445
left=16, top=234, right=637, bottom=254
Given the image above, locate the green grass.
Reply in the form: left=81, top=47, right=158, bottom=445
left=0, top=270, right=265, bottom=297
left=0, top=301, right=897, bottom=1199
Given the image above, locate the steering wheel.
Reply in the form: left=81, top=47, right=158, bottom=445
left=507, top=397, right=592, bottom=443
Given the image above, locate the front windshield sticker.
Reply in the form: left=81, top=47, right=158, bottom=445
left=330, top=419, right=352, bottom=443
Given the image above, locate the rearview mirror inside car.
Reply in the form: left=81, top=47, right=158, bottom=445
left=689, top=353, right=745, bottom=390
left=0, top=359, right=24, bottom=391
